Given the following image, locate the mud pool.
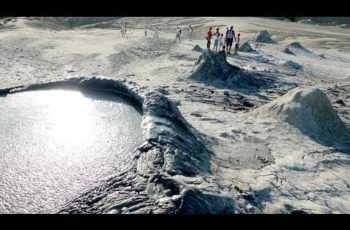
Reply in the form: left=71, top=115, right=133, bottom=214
left=0, top=89, right=143, bottom=213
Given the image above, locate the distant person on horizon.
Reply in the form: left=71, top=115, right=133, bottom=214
left=144, top=26, right=148, bottom=37
left=206, top=27, right=213, bottom=49
left=121, top=24, right=125, bottom=37
left=213, top=28, right=220, bottom=52
left=154, top=27, right=159, bottom=39
left=124, top=24, right=128, bottom=38
left=188, top=25, right=193, bottom=41
left=234, top=33, right=240, bottom=54
left=175, top=27, right=181, bottom=42
left=225, top=26, right=236, bottom=54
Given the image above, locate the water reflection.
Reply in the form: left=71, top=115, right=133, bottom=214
left=0, top=89, right=143, bottom=213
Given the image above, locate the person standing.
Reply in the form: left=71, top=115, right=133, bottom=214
left=188, top=25, right=193, bottom=41
left=213, top=28, right=220, bottom=52
left=206, top=27, right=213, bottom=49
left=225, top=26, right=236, bottom=54
left=124, top=23, right=128, bottom=38
left=121, top=24, right=125, bottom=37
left=144, top=25, right=148, bottom=37
left=154, top=27, right=159, bottom=39
left=219, top=33, right=225, bottom=51
left=175, top=27, right=181, bottom=43
left=234, top=33, right=240, bottom=54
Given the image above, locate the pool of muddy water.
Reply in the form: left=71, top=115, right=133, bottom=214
left=0, top=88, right=143, bottom=213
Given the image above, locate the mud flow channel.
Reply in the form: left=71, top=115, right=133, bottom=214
left=0, top=88, right=143, bottom=213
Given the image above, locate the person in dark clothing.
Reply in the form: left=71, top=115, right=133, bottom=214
left=225, top=26, right=236, bottom=54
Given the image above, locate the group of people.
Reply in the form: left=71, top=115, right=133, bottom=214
left=206, top=26, right=240, bottom=54
left=124, top=24, right=240, bottom=55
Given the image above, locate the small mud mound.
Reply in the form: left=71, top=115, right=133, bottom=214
left=289, top=42, right=312, bottom=53
left=239, top=42, right=256, bottom=52
left=284, top=60, right=303, bottom=70
left=252, top=87, right=350, bottom=151
left=254, top=30, right=277, bottom=44
left=191, top=50, right=274, bottom=89
left=192, top=45, right=203, bottom=52
left=283, top=47, right=295, bottom=55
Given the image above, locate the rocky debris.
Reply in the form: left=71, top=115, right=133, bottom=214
left=213, top=134, right=274, bottom=170
left=192, top=45, right=203, bottom=52
left=325, top=85, right=350, bottom=127
left=240, top=98, right=255, bottom=107
left=179, top=84, right=259, bottom=112
left=191, top=50, right=275, bottom=90
left=284, top=60, right=303, bottom=70
left=2, top=18, right=13, bottom=24
left=289, top=42, right=312, bottom=53
left=283, top=47, right=295, bottom=55
left=335, top=99, right=346, bottom=106
left=254, top=30, right=277, bottom=44
left=252, top=87, right=350, bottom=151
left=257, top=155, right=269, bottom=163
left=1, top=77, right=251, bottom=214
left=239, top=42, right=256, bottom=52
left=190, top=112, right=203, bottom=117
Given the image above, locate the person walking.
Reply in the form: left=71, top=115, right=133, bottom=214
left=225, top=26, right=236, bottom=54
left=206, top=27, right=213, bottom=49
left=188, top=25, right=193, bottom=41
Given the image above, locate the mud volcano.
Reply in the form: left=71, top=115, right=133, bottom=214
left=191, top=50, right=275, bottom=90
left=0, top=77, right=251, bottom=214
left=0, top=86, right=143, bottom=213
left=252, top=87, right=350, bottom=151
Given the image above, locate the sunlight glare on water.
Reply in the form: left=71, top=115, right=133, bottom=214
left=0, top=89, right=143, bottom=213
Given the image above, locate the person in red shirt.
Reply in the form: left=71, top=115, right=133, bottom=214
left=206, top=27, right=213, bottom=49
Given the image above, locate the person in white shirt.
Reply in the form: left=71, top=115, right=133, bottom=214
left=213, top=28, right=220, bottom=52
left=219, top=33, right=225, bottom=51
